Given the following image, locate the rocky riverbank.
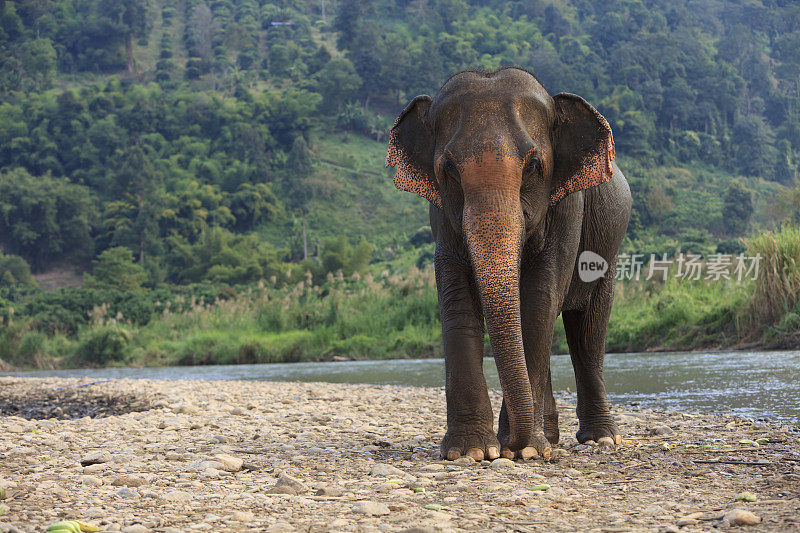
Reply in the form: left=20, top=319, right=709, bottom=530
left=0, top=377, right=798, bottom=532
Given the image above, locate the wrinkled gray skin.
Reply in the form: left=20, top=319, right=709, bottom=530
left=387, top=67, right=632, bottom=460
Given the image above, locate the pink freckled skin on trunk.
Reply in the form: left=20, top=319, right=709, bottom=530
left=460, top=155, right=536, bottom=452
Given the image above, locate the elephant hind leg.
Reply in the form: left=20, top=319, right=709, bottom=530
left=562, top=273, right=621, bottom=445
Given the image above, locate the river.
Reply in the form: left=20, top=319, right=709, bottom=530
left=2, top=350, right=798, bottom=427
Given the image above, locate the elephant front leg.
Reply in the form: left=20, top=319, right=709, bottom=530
left=436, top=251, right=499, bottom=461
left=562, top=273, right=621, bottom=447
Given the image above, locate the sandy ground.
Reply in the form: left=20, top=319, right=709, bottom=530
left=0, top=377, right=798, bottom=532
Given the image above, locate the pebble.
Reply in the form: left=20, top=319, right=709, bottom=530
left=268, top=473, right=308, bottom=495
left=80, top=450, right=112, bottom=466
left=116, top=487, right=138, bottom=499
left=315, top=485, right=343, bottom=497
left=643, top=504, right=667, bottom=516
left=489, top=458, right=515, bottom=469
left=213, top=454, right=243, bottom=472
left=453, top=456, right=475, bottom=465
left=112, top=476, right=146, bottom=487
left=652, top=426, right=674, bottom=436
left=173, top=402, right=198, bottom=414
left=265, top=521, right=295, bottom=532
left=352, top=500, right=391, bottom=516
left=549, top=449, right=569, bottom=462
left=231, top=510, right=255, bottom=522
left=371, top=464, right=406, bottom=476
left=5, top=424, right=24, bottom=434
left=162, top=491, right=192, bottom=502
left=723, top=509, right=761, bottom=526
left=121, top=526, right=149, bottom=533
left=80, top=475, right=103, bottom=487
left=83, top=463, right=106, bottom=474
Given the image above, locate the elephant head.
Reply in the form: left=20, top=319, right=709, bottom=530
left=386, top=67, right=615, bottom=451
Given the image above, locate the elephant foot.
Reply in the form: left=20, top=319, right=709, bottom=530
left=441, top=427, right=501, bottom=461
left=576, top=419, right=622, bottom=448
left=498, top=431, right=552, bottom=460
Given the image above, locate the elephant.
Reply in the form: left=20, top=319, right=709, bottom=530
left=385, top=67, right=632, bottom=461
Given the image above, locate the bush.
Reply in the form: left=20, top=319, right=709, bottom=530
left=84, top=247, right=146, bottom=292
left=0, top=253, right=35, bottom=287
left=72, top=325, right=132, bottom=366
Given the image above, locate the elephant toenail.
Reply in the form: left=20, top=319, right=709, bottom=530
left=520, top=446, right=537, bottom=460
left=446, top=448, right=461, bottom=461
left=487, top=446, right=500, bottom=460
left=597, top=436, right=615, bottom=447
left=466, top=448, right=484, bottom=461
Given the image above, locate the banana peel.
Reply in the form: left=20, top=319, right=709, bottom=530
left=47, top=520, right=100, bottom=532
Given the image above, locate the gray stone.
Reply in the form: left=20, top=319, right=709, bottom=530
left=121, top=526, right=149, bottom=533
left=80, top=450, right=112, bottom=466
left=231, top=510, right=255, bottom=522
left=214, top=453, right=243, bottom=472
left=370, top=463, right=406, bottom=477
left=723, top=509, right=761, bottom=526
left=265, top=521, right=295, bottom=532
left=352, top=500, right=391, bottom=516
left=653, top=426, right=674, bottom=436
left=116, top=487, right=137, bottom=499
left=111, top=476, right=146, bottom=487
left=162, top=491, right=192, bottom=502
left=80, top=475, right=103, bottom=487
left=315, top=485, right=343, bottom=497
left=267, top=473, right=308, bottom=495
left=490, top=458, right=515, bottom=469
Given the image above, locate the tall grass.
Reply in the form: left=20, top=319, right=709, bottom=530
left=78, top=267, right=441, bottom=367
left=748, top=225, right=800, bottom=347
left=5, top=227, right=800, bottom=369
left=749, top=225, right=800, bottom=323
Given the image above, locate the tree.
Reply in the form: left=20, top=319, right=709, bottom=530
left=0, top=253, right=34, bottom=288
left=723, top=181, right=753, bottom=236
left=108, top=144, right=162, bottom=263
left=775, top=139, right=797, bottom=184
left=19, top=38, right=56, bottom=90
left=315, top=58, right=362, bottom=113
left=284, top=136, right=314, bottom=259
left=18, top=0, right=54, bottom=38
left=101, top=0, right=150, bottom=75
left=84, top=247, right=145, bottom=291
left=0, top=168, right=95, bottom=270
left=732, top=116, right=777, bottom=179
left=333, top=0, right=375, bottom=51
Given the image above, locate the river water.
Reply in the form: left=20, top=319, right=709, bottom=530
left=3, top=350, right=798, bottom=427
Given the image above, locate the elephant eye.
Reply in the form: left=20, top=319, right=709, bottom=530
left=523, top=157, right=541, bottom=176
left=442, top=158, right=459, bottom=180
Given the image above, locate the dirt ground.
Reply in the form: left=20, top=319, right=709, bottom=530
left=0, top=377, right=798, bottom=532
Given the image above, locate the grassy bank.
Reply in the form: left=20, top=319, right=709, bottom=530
left=3, top=226, right=800, bottom=370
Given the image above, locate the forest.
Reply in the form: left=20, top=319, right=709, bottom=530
left=1, top=0, right=800, bottom=368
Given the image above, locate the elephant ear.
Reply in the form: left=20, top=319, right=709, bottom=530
left=550, top=93, right=615, bottom=206
left=385, top=95, right=441, bottom=209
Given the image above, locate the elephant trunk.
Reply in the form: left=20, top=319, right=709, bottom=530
left=463, top=189, right=533, bottom=450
